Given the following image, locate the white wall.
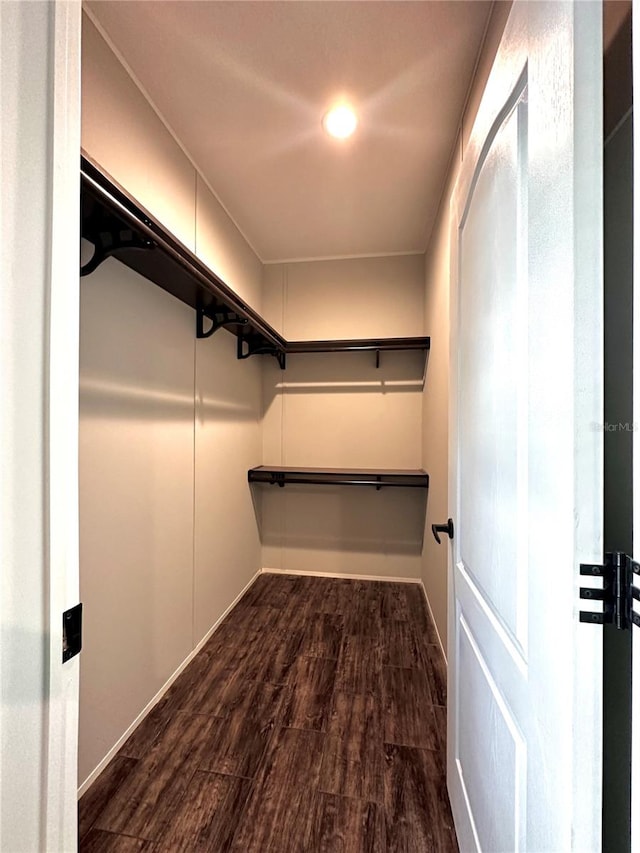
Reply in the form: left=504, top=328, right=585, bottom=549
left=80, top=13, right=263, bottom=790
left=421, top=2, right=511, bottom=652
left=194, top=332, right=262, bottom=646
left=82, top=13, right=263, bottom=312
left=79, top=261, right=195, bottom=785
left=82, top=13, right=196, bottom=252
left=196, top=175, right=263, bottom=314
left=261, top=255, right=427, bottom=579
left=263, top=254, right=425, bottom=340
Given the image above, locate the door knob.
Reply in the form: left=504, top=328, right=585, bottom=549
left=432, top=518, right=454, bottom=544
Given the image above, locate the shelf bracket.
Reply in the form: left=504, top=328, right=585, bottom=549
left=197, top=305, right=248, bottom=339
left=81, top=222, right=155, bottom=277
left=237, top=332, right=286, bottom=370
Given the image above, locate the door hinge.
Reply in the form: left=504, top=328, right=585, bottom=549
left=580, top=553, right=640, bottom=630
left=62, top=603, right=83, bottom=662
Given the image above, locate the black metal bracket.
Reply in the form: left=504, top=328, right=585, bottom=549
left=579, top=552, right=640, bottom=629
left=196, top=305, right=249, bottom=339
left=237, top=333, right=286, bottom=370
left=81, top=218, right=155, bottom=277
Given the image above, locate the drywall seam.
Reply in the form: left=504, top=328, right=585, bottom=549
left=191, top=178, right=198, bottom=650
left=280, top=265, right=287, bottom=571
left=281, top=263, right=287, bottom=466
left=82, top=5, right=263, bottom=264
left=77, top=567, right=261, bottom=798
left=261, top=567, right=422, bottom=584
left=191, top=346, right=197, bottom=650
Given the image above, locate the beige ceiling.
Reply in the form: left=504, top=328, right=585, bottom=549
left=86, top=1, right=493, bottom=263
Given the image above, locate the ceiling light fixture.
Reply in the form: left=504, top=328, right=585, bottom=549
left=323, top=105, right=357, bottom=139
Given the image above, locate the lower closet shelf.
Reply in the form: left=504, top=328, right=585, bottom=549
left=247, top=466, right=429, bottom=489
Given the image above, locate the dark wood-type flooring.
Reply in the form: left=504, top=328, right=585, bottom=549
left=79, top=574, right=457, bottom=852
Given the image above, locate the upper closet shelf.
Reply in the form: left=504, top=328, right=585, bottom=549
left=80, top=155, right=430, bottom=370
left=248, top=466, right=429, bottom=489
left=80, top=154, right=287, bottom=367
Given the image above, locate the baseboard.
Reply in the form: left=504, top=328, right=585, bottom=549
left=261, top=567, right=422, bottom=585
left=77, top=568, right=261, bottom=798
left=418, top=579, right=447, bottom=664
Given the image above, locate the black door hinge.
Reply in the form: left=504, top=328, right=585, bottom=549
left=580, top=553, right=640, bottom=629
left=62, top=603, right=83, bottom=662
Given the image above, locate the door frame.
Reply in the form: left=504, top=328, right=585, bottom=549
left=44, top=1, right=82, bottom=849
left=602, top=18, right=634, bottom=846
left=1, top=1, right=82, bottom=848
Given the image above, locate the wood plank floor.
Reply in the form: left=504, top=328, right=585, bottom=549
left=79, top=574, right=457, bottom=852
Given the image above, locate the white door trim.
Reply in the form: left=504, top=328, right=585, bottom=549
left=43, top=2, right=82, bottom=849
left=1, top=1, right=81, bottom=848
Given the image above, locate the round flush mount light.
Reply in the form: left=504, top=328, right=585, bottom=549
left=322, top=105, right=358, bottom=139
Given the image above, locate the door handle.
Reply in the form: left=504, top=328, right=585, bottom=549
left=432, top=518, right=454, bottom=544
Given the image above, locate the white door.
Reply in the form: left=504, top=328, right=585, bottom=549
left=448, top=2, right=603, bottom=851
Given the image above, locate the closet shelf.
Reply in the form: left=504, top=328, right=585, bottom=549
left=286, top=338, right=429, bottom=354
left=80, top=154, right=286, bottom=366
left=80, top=155, right=429, bottom=370
left=286, top=337, right=429, bottom=368
left=248, top=466, right=429, bottom=489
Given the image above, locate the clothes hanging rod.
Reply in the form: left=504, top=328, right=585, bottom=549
left=248, top=466, right=429, bottom=489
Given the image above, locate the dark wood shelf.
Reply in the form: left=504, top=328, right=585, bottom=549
left=286, top=337, right=430, bottom=355
left=81, top=155, right=430, bottom=370
left=81, top=153, right=286, bottom=364
left=248, top=466, right=429, bottom=489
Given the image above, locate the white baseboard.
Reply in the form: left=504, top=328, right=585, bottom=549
left=418, top=579, right=447, bottom=664
left=77, top=568, right=261, bottom=798
left=261, top=567, right=422, bottom=584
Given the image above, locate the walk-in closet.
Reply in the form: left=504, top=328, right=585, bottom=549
left=67, top=1, right=616, bottom=850
left=2, top=0, right=624, bottom=848
left=76, top=3, right=466, bottom=846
